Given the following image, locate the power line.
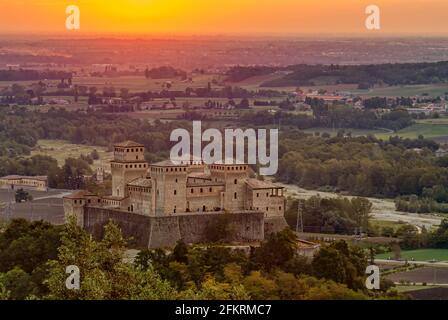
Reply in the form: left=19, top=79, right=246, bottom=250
left=296, top=199, right=304, bottom=233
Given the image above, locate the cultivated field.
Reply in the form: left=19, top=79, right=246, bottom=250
left=377, top=249, right=448, bottom=262
left=73, top=74, right=221, bottom=93
left=351, top=84, right=448, bottom=98
left=386, top=266, right=448, bottom=284
left=303, top=127, right=388, bottom=137
left=375, top=123, right=448, bottom=141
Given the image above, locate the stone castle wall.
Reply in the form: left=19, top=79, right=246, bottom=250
left=83, top=207, right=265, bottom=249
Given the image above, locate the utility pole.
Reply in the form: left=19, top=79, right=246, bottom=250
left=296, top=200, right=304, bottom=233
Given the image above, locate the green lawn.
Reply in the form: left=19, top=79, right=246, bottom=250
left=377, top=249, right=448, bottom=262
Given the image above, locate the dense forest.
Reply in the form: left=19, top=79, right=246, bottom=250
left=0, top=106, right=180, bottom=158
left=226, top=61, right=448, bottom=88
left=0, top=219, right=403, bottom=300
left=276, top=130, right=445, bottom=201
left=240, top=108, right=415, bottom=132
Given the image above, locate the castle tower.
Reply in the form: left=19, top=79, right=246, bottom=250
left=63, top=191, right=97, bottom=226
left=209, top=164, right=249, bottom=212
left=150, top=160, right=188, bottom=216
left=111, top=141, right=148, bottom=198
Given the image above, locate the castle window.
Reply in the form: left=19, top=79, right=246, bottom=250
left=175, top=179, right=178, bottom=183
left=126, top=149, right=129, bottom=153
left=279, top=206, right=282, bottom=211
left=136, top=156, right=139, bottom=160
left=209, top=188, right=212, bottom=192
left=174, top=190, right=177, bottom=195
left=256, top=193, right=259, bottom=197
left=203, top=205, right=206, bottom=211
left=234, top=192, right=237, bottom=199
left=266, top=193, right=269, bottom=197
left=200, top=188, right=203, bottom=193
left=191, top=189, right=194, bottom=193
left=266, top=207, right=269, bottom=211
left=234, top=179, right=237, bottom=184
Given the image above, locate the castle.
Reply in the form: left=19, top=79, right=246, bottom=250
left=63, top=141, right=287, bottom=248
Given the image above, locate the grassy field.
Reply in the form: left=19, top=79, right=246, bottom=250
left=377, top=249, right=448, bottom=262
left=30, top=140, right=113, bottom=172
left=394, top=285, right=442, bottom=293
left=370, top=220, right=408, bottom=232
left=351, top=84, right=448, bottom=98
left=73, top=75, right=221, bottom=93
left=375, top=123, right=448, bottom=140
left=303, top=127, right=388, bottom=137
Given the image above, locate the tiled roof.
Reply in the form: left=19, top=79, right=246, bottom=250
left=245, top=178, right=283, bottom=190
left=127, top=177, right=152, bottom=187
left=114, top=140, right=144, bottom=148
left=0, top=175, right=47, bottom=182
left=63, top=190, right=97, bottom=199
left=151, top=160, right=189, bottom=167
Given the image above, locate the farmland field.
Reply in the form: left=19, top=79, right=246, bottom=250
left=73, top=75, right=221, bottom=92
left=351, top=84, right=448, bottom=98
left=303, top=127, right=388, bottom=137
left=375, top=123, right=448, bottom=140
left=377, top=249, right=448, bottom=262
left=30, top=140, right=113, bottom=172
left=385, top=266, right=448, bottom=284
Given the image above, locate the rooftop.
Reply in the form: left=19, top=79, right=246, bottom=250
left=188, top=172, right=212, bottom=180
left=127, top=177, right=152, bottom=188
left=114, top=140, right=144, bottom=148
left=151, top=160, right=189, bottom=167
left=0, top=175, right=48, bottom=182
left=245, top=178, right=283, bottom=190
left=63, top=190, right=97, bottom=199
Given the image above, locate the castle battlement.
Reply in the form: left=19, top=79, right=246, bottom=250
left=63, top=141, right=288, bottom=247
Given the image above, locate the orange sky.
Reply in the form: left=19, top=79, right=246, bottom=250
left=1, top=0, right=448, bottom=36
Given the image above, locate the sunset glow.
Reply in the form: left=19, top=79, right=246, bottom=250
left=1, top=0, right=448, bottom=35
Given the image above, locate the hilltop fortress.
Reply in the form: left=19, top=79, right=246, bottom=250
left=63, top=141, right=287, bottom=248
